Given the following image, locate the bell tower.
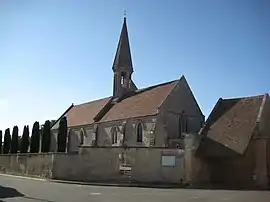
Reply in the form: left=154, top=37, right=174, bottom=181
left=112, top=16, right=134, bottom=97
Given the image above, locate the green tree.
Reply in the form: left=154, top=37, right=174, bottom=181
left=10, top=126, right=19, bottom=153
left=20, top=126, right=30, bottom=153
left=30, top=122, right=40, bottom=153
left=41, top=120, right=51, bottom=152
left=3, top=128, right=11, bottom=154
left=0, top=130, right=2, bottom=154
left=57, top=117, right=67, bottom=152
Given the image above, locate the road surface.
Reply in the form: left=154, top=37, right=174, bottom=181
left=0, top=174, right=270, bottom=202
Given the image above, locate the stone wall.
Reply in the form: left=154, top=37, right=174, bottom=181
left=184, top=134, right=209, bottom=185
left=51, top=146, right=199, bottom=184
left=52, top=148, right=121, bottom=182
left=0, top=153, right=56, bottom=178
left=0, top=137, right=203, bottom=185
left=158, top=77, right=205, bottom=138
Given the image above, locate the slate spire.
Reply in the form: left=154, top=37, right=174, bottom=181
left=112, top=17, right=133, bottom=73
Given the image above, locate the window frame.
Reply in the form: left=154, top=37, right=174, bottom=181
left=111, top=127, right=118, bottom=144
left=136, top=122, right=143, bottom=143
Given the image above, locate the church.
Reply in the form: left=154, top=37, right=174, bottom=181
left=49, top=17, right=204, bottom=152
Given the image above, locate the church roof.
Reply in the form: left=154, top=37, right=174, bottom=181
left=99, top=80, right=178, bottom=123
left=52, top=79, right=178, bottom=129
left=200, top=94, right=266, bottom=155
left=112, top=17, right=133, bottom=72
left=51, top=97, right=111, bottom=129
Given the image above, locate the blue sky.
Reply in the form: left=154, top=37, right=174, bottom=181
left=0, top=0, right=269, bottom=133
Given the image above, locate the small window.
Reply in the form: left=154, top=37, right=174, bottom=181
left=79, top=130, right=84, bottom=145
left=120, top=72, right=126, bottom=85
left=111, top=127, right=117, bottom=144
left=137, top=122, right=143, bottom=143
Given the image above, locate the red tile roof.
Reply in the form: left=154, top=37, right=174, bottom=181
left=51, top=97, right=111, bottom=129
left=51, top=80, right=178, bottom=129
left=67, top=97, right=112, bottom=127
left=201, top=95, right=265, bottom=154
left=99, top=80, right=178, bottom=123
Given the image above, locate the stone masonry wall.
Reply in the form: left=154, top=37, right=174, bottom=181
left=0, top=153, right=56, bottom=178
left=0, top=143, right=202, bottom=185
left=51, top=147, right=193, bottom=184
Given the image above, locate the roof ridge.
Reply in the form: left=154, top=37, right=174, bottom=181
left=74, top=96, right=112, bottom=106
left=255, top=94, right=267, bottom=123
left=222, top=94, right=265, bottom=101
left=135, top=79, right=179, bottom=93
left=50, top=104, right=74, bottom=129
left=75, top=80, right=179, bottom=107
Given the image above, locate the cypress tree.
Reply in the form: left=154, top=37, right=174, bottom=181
left=0, top=130, right=2, bottom=154
left=57, top=117, right=67, bottom=152
left=10, top=126, right=19, bottom=153
left=41, top=120, right=51, bottom=152
left=27, top=125, right=30, bottom=149
left=3, top=128, right=11, bottom=154
left=30, top=122, right=40, bottom=153
left=20, top=126, right=30, bottom=153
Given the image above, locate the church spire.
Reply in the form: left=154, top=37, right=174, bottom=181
left=112, top=16, right=135, bottom=97
left=112, top=16, right=133, bottom=73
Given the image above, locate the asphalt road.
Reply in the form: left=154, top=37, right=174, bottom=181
left=0, top=175, right=270, bottom=202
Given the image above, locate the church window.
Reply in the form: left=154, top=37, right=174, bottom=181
left=178, top=117, right=182, bottom=138
left=120, top=72, right=126, bottom=85
left=79, top=129, right=84, bottom=145
left=179, top=114, right=188, bottom=137
left=122, top=121, right=127, bottom=142
left=137, top=122, right=143, bottom=143
left=111, top=127, right=117, bottom=144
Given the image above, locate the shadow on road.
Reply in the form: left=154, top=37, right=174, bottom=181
left=0, top=186, right=55, bottom=202
left=0, top=185, right=24, bottom=199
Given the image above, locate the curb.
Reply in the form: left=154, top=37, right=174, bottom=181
left=0, top=173, right=183, bottom=189
left=0, top=173, right=47, bottom=182
left=48, top=179, right=183, bottom=189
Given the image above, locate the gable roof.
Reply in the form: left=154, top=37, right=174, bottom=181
left=51, top=97, right=111, bottom=130
left=51, top=79, right=178, bottom=129
left=99, top=80, right=178, bottom=123
left=200, top=94, right=265, bottom=154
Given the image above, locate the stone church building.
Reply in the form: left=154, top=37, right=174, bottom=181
left=50, top=17, right=205, bottom=152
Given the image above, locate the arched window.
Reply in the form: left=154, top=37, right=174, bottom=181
left=121, top=72, right=126, bottom=85
left=111, top=127, right=117, bottom=144
left=79, top=129, right=84, bottom=145
left=137, top=122, right=143, bottom=143
left=178, top=117, right=182, bottom=138
left=179, top=115, right=188, bottom=138
left=122, top=121, right=127, bottom=142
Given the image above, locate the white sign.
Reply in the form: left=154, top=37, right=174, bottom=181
left=162, top=156, right=176, bottom=166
